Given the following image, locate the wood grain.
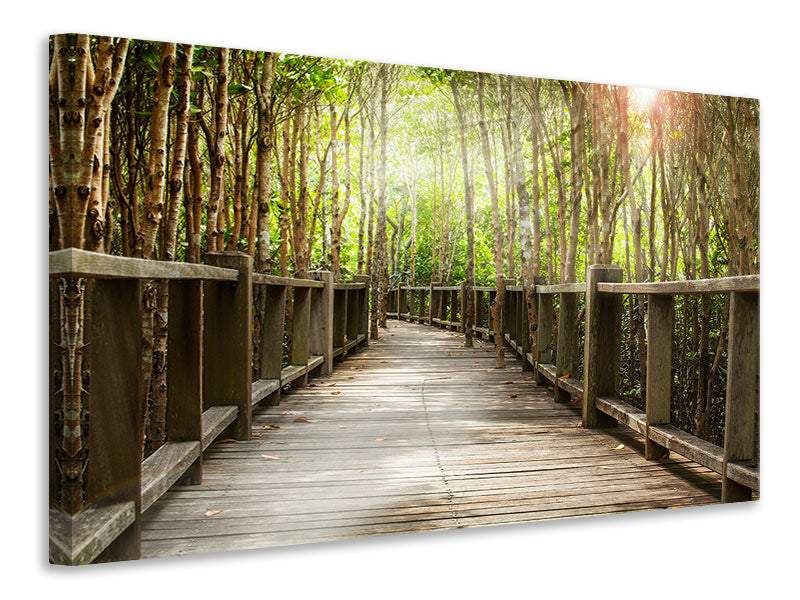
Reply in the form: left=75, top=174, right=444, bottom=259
left=141, top=320, right=722, bottom=559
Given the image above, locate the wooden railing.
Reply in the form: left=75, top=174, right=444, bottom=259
left=392, top=265, right=760, bottom=503
left=48, top=249, right=369, bottom=565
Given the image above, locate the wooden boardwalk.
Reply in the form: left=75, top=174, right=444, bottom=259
left=141, top=320, right=722, bottom=559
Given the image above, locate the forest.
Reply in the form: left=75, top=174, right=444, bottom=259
left=48, top=34, right=759, bottom=451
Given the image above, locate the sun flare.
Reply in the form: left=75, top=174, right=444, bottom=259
left=631, top=86, right=659, bottom=110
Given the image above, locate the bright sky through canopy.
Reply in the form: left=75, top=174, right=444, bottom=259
left=630, top=86, right=659, bottom=110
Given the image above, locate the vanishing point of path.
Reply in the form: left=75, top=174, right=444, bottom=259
left=141, top=320, right=722, bottom=559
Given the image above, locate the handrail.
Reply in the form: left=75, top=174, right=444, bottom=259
left=48, top=249, right=369, bottom=564
left=535, top=282, right=586, bottom=294
left=49, top=247, right=239, bottom=281
left=597, top=274, right=759, bottom=295
left=252, top=272, right=325, bottom=288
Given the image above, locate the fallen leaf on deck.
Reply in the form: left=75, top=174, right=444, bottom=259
left=204, top=509, right=221, bottom=517
left=560, top=373, right=571, bottom=379
left=339, top=424, right=354, bottom=429
left=608, top=444, right=625, bottom=450
left=508, top=394, right=518, bottom=398
left=216, top=438, right=238, bottom=444
left=260, top=454, right=280, bottom=460
left=293, top=416, right=317, bottom=423
left=261, top=425, right=280, bottom=430
left=571, top=397, right=582, bottom=403
left=503, top=381, right=514, bottom=384
left=326, top=383, right=337, bottom=387
left=331, top=391, right=342, bottom=395
left=576, top=421, right=584, bottom=428
left=373, top=438, right=386, bottom=442
left=521, top=377, right=533, bottom=381
left=598, top=466, right=614, bottom=470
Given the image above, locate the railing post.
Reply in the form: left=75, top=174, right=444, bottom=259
left=555, top=288, right=577, bottom=403
left=489, top=280, right=500, bottom=344
left=167, top=279, right=203, bottom=484
left=503, top=279, right=516, bottom=346
left=449, top=288, right=458, bottom=330
left=332, top=287, right=346, bottom=353
left=260, top=284, right=286, bottom=405
left=291, top=285, right=311, bottom=386
left=645, top=293, right=674, bottom=459
left=521, top=278, right=541, bottom=371
left=535, top=289, right=553, bottom=385
left=428, top=282, right=438, bottom=326
left=309, top=271, right=334, bottom=376
left=722, top=291, right=759, bottom=502
left=346, top=287, right=359, bottom=346
left=394, top=286, right=401, bottom=317
left=352, top=274, right=370, bottom=347
left=460, top=281, right=467, bottom=333
left=582, top=264, right=623, bottom=428
left=88, top=278, right=144, bottom=562
left=474, top=289, right=484, bottom=339
left=203, top=251, right=253, bottom=440
left=518, top=288, right=525, bottom=351
left=399, top=285, right=408, bottom=319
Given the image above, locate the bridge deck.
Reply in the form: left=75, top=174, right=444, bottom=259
left=141, top=320, right=721, bottom=559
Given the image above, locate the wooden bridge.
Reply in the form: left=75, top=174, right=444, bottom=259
left=48, top=250, right=759, bottom=564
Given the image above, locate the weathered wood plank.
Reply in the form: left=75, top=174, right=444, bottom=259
left=537, top=362, right=557, bottom=383
left=646, top=293, right=673, bottom=459
left=141, top=320, right=725, bottom=559
left=722, top=291, right=759, bottom=502
left=596, top=274, right=759, bottom=295
left=86, top=278, right=143, bottom=562
left=252, top=273, right=324, bottom=288
left=596, top=396, right=647, bottom=435
left=167, top=279, right=203, bottom=484
left=259, top=284, right=285, bottom=407
left=201, top=406, right=239, bottom=450
left=50, top=248, right=238, bottom=281
left=203, top=252, right=252, bottom=441
left=535, top=282, right=586, bottom=294
left=50, top=501, right=136, bottom=565
left=251, top=379, right=281, bottom=405
left=141, top=441, right=202, bottom=512
left=582, top=264, right=622, bottom=427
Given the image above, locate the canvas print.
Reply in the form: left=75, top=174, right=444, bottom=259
left=48, top=34, right=759, bottom=565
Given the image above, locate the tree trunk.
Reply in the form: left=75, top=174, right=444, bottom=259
left=254, top=52, right=278, bottom=272
left=163, top=44, right=194, bottom=262
left=511, top=77, right=538, bottom=357
left=561, top=81, right=585, bottom=283
left=205, top=47, right=230, bottom=254
left=477, top=73, right=505, bottom=367
left=371, top=65, right=390, bottom=338
left=50, top=34, right=129, bottom=251
left=449, top=76, right=474, bottom=348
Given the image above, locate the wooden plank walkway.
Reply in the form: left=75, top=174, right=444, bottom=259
left=141, top=320, right=722, bottom=559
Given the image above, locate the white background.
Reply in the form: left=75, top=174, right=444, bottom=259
left=7, top=2, right=796, bottom=597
